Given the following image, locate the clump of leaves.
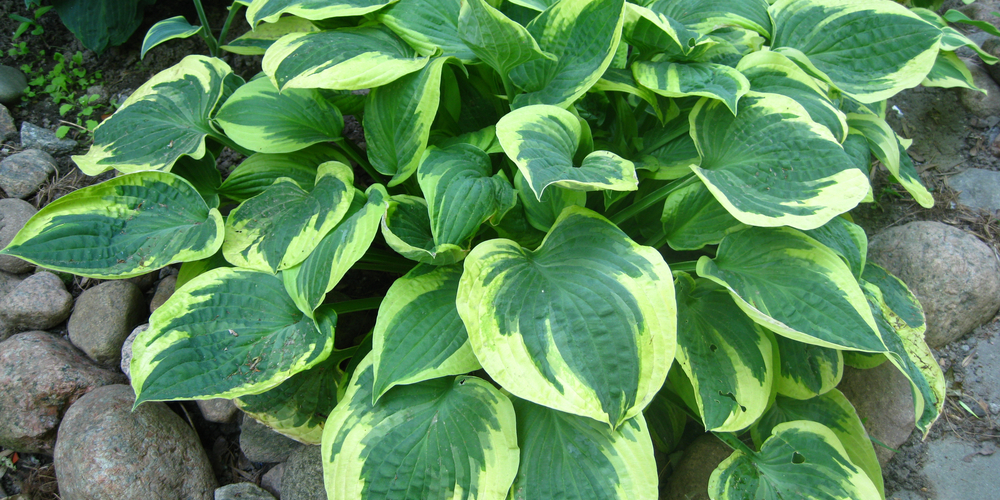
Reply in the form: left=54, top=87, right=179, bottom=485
left=2, top=0, right=987, bottom=498
left=9, top=47, right=107, bottom=138
left=8, top=4, right=51, bottom=39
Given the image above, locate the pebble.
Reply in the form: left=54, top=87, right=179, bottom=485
left=991, top=402, right=1000, bottom=415
left=0, top=271, right=73, bottom=330
left=120, top=323, right=148, bottom=380
left=240, top=416, right=303, bottom=463
left=839, top=364, right=915, bottom=466
left=281, top=445, right=327, bottom=500
left=197, top=398, right=239, bottom=424
left=150, top=274, right=176, bottom=313
left=0, top=331, right=125, bottom=453
left=0, top=198, right=37, bottom=274
left=68, top=280, right=147, bottom=367
left=947, top=168, right=1000, bottom=211
left=19, top=122, right=77, bottom=156
left=0, top=149, right=56, bottom=199
left=54, top=384, right=217, bottom=499
left=0, top=65, right=27, bottom=104
left=214, top=483, right=276, bottom=500
left=0, top=104, right=16, bottom=143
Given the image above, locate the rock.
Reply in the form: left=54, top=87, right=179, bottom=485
left=0, top=270, right=26, bottom=341
left=0, top=105, right=16, bottom=143
left=197, top=398, right=239, bottom=424
left=919, top=435, right=1000, bottom=500
left=67, top=281, right=146, bottom=367
left=948, top=168, right=1000, bottom=210
left=54, top=384, right=217, bottom=500
left=0, top=199, right=37, bottom=274
left=281, top=445, right=327, bottom=500
left=120, top=323, right=147, bottom=379
left=0, top=149, right=56, bottom=199
left=664, top=434, right=733, bottom=500
left=240, top=417, right=303, bottom=463
left=868, top=221, right=1000, bottom=348
left=0, top=272, right=73, bottom=330
left=214, top=483, right=276, bottom=500
left=982, top=38, right=1000, bottom=85
left=958, top=61, right=1000, bottom=118
left=260, top=463, right=283, bottom=498
left=0, top=66, right=27, bottom=104
left=126, top=271, right=159, bottom=292
left=839, top=364, right=915, bottom=466
left=19, top=123, right=77, bottom=156
left=0, top=331, right=125, bottom=453
left=150, top=275, right=176, bottom=313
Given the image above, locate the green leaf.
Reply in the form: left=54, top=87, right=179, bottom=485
left=131, top=268, right=336, bottom=404
left=773, top=334, right=843, bottom=400
left=509, top=0, right=625, bottom=109
left=647, top=0, right=772, bottom=37
left=690, top=92, right=868, bottom=230
left=751, top=391, right=885, bottom=500
left=943, top=8, right=1000, bottom=37
left=224, top=162, right=355, bottom=273
left=458, top=0, right=555, bottom=77
left=282, top=185, right=387, bottom=314
left=661, top=175, right=745, bottom=251
left=458, top=206, right=676, bottom=428
left=218, top=145, right=349, bottom=202
left=506, top=0, right=558, bottom=11
left=513, top=170, right=586, bottom=233
left=52, top=0, right=153, bottom=54
left=770, top=0, right=941, bottom=103
left=938, top=26, right=999, bottom=65
left=2, top=171, right=223, bottom=279
left=141, top=16, right=202, bottom=60
left=371, top=264, right=479, bottom=401
left=215, top=77, right=343, bottom=154
left=432, top=125, right=503, bottom=154
left=622, top=3, right=710, bottom=57
left=247, top=0, right=397, bottom=26
left=364, top=57, right=448, bottom=186
left=644, top=390, right=688, bottom=453
left=861, top=264, right=924, bottom=334
left=674, top=274, right=773, bottom=432
left=379, top=0, right=475, bottom=61
left=510, top=399, right=657, bottom=500
left=697, top=227, right=884, bottom=352
left=803, top=216, right=867, bottom=280
left=593, top=68, right=673, bottom=123
left=636, top=114, right=700, bottom=181
left=322, top=355, right=519, bottom=500
left=496, top=104, right=637, bottom=200
left=846, top=114, right=933, bottom=208
left=263, top=26, right=428, bottom=91
left=222, top=15, right=320, bottom=55
left=169, top=152, right=221, bottom=209
left=710, top=421, right=882, bottom=499
left=176, top=249, right=231, bottom=289
left=633, top=61, right=750, bottom=115
left=922, top=51, right=981, bottom=92
left=73, top=55, right=233, bottom=175
left=381, top=195, right=466, bottom=265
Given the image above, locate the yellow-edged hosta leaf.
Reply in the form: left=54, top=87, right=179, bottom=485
left=922, top=51, right=982, bottom=92
left=633, top=61, right=750, bottom=115
left=661, top=181, right=745, bottom=251
left=804, top=216, right=867, bottom=280
left=222, top=15, right=320, bottom=55
left=773, top=334, right=844, bottom=400
left=458, top=0, right=555, bottom=77
left=381, top=195, right=467, bottom=265
left=247, top=0, right=397, bottom=26
left=379, top=0, right=476, bottom=62
left=846, top=114, right=934, bottom=208
left=645, top=0, right=772, bottom=38
left=217, top=145, right=349, bottom=203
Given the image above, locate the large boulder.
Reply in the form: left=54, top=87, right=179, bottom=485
left=67, top=280, right=146, bottom=367
left=868, top=221, right=1000, bottom=348
left=0, top=272, right=73, bottom=331
left=0, top=331, right=125, bottom=453
left=54, top=384, right=217, bottom=499
left=664, top=434, right=734, bottom=500
left=838, top=364, right=915, bottom=466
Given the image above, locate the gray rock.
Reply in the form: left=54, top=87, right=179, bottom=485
left=261, top=463, right=283, bottom=498
left=214, top=483, right=276, bottom=500
left=0, top=271, right=72, bottom=330
left=0, top=66, right=27, bottom=104
left=920, top=435, right=1000, bottom=500
left=963, top=333, right=1000, bottom=404
left=0, top=104, right=16, bottom=143
left=197, top=398, right=239, bottom=424
left=838, top=364, right=915, bottom=466
left=0, top=198, right=37, bottom=274
left=126, top=271, right=159, bottom=292
left=958, top=62, right=1000, bottom=118
left=948, top=168, right=1000, bottom=211
left=0, top=331, right=125, bottom=453
left=0, top=270, right=26, bottom=341
left=68, top=281, right=146, bottom=367
left=868, top=221, right=1000, bottom=348
left=982, top=37, right=1000, bottom=86
left=54, top=384, right=217, bottom=500
left=19, top=123, right=77, bottom=156
left=665, top=434, right=733, bottom=500
left=282, top=445, right=327, bottom=500
left=0, top=149, right=56, bottom=199
left=150, top=274, right=177, bottom=313
left=120, top=323, right=147, bottom=380
left=240, top=417, right=303, bottom=463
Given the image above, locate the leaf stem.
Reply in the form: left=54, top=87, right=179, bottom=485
left=328, top=296, right=384, bottom=315
left=192, top=0, right=219, bottom=57
left=670, top=260, right=698, bottom=274
left=713, top=432, right=755, bottom=455
left=217, top=2, right=243, bottom=48
left=608, top=175, right=696, bottom=226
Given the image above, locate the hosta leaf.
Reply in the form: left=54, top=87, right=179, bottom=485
left=222, top=15, right=320, bottom=55
left=224, top=162, right=354, bottom=273
left=661, top=180, right=744, bottom=251
left=710, top=421, right=882, bottom=499
left=218, top=145, right=349, bottom=202
left=514, top=170, right=586, bottom=233
left=458, top=0, right=555, bottom=77
left=674, top=274, right=772, bottom=432
left=697, top=227, right=884, bottom=352
left=644, top=390, right=688, bottom=453
left=646, top=0, right=772, bottom=37
left=247, top=0, right=397, bottom=26
left=769, top=0, right=941, bottom=103
left=509, top=0, right=625, bottom=109
left=379, top=0, right=475, bottom=61
left=283, top=184, right=388, bottom=315
left=417, top=144, right=516, bottom=248
left=457, top=206, right=676, bottom=427
left=736, top=50, right=848, bottom=142
left=235, top=344, right=353, bottom=444
left=141, top=16, right=202, bottom=60
left=752, top=390, right=885, bottom=499
left=861, top=264, right=924, bottom=334
left=381, top=196, right=465, bottom=265
left=633, top=61, right=750, bottom=115
left=74, top=55, right=232, bottom=175
left=509, top=399, right=657, bottom=500
left=131, top=268, right=336, bottom=404
left=690, top=92, right=868, bottom=230
left=372, top=264, right=479, bottom=401
left=215, top=77, right=343, bottom=154
left=804, top=216, right=867, bottom=280
left=169, top=153, right=221, bottom=209
left=846, top=114, right=933, bottom=208
left=506, top=0, right=558, bottom=11
left=593, top=68, right=673, bottom=123
left=922, top=51, right=981, bottom=92
left=773, top=334, right=843, bottom=400
left=943, top=9, right=1000, bottom=37
left=322, top=355, right=519, bottom=500
left=432, top=125, right=503, bottom=154
left=263, top=26, right=428, bottom=91
left=364, top=57, right=448, bottom=186
left=622, top=3, right=710, bottom=57
left=176, top=249, right=231, bottom=290
left=496, top=104, right=638, bottom=200
left=2, top=171, right=223, bottom=279
left=938, top=25, right=998, bottom=65
left=637, top=114, right=700, bottom=181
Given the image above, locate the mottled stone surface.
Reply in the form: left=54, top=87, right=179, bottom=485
left=0, top=149, right=55, bottom=199
left=281, top=445, right=327, bottom=500
left=240, top=417, right=303, bottom=463
left=839, top=364, right=915, bottom=466
left=0, top=198, right=37, bottom=274
left=68, top=281, right=146, bottom=367
left=0, top=272, right=72, bottom=331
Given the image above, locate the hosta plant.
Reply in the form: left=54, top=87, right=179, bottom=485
left=6, top=0, right=985, bottom=497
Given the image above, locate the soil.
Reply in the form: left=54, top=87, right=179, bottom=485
left=0, top=0, right=998, bottom=498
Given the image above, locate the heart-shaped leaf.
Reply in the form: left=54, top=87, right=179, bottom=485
left=247, top=0, right=397, bottom=26
left=648, top=0, right=772, bottom=37
left=458, top=0, right=554, bottom=77
left=633, top=61, right=750, bottom=115
left=218, top=145, right=349, bottom=202
left=381, top=195, right=467, bottom=265
left=661, top=181, right=745, bottom=251
left=379, top=0, right=476, bottom=61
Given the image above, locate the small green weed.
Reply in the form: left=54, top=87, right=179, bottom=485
left=8, top=5, right=51, bottom=39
